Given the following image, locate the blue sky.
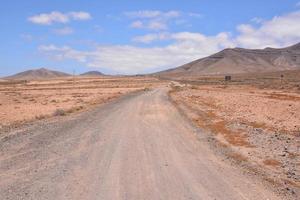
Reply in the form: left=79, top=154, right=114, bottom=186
left=1, top=0, right=300, bottom=76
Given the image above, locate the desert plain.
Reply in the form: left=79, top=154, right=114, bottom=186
left=0, top=71, right=299, bottom=199
left=0, top=76, right=161, bottom=130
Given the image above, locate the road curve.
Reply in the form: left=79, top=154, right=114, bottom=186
left=0, top=88, right=280, bottom=200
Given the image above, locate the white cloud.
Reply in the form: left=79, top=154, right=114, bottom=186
left=236, top=10, right=300, bottom=48
left=147, top=21, right=167, bottom=30
left=132, top=33, right=170, bottom=43
left=188, top=12, right=203, bottom=18
left=133, top=32, right=234, bottom=48
left=28, top=11, right=91, bottom=25
left=38, top=31, right=235, bottom=74
left=130, top=20, right=144, bottom=28
left=124, top=10, right=180, bottom=19
left=130, top=20, right=167, bottom=31
left=164, top=11, right=181, bottom=18
left=250, top=17, right=263, bottom=24
left=126, top=10, right=181, bottom=31
left=39, top=45, right=88, bottom=62
left=53, top=27, right=74, bottom=35
left=39, top=44, right=195, bottom=74
left=68, top=12, right=91, bottom=20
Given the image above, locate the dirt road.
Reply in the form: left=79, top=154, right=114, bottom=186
left=0, top=88, right=281, bottom=200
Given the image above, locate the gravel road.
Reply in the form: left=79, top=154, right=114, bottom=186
left=0, top=88, right=281, bottom=200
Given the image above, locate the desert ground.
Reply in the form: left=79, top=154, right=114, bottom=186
left=168, top=73, right=300, bottom=199
left=0, top=74, right=299, bottom=199
left=0, top=76, right=161, bottom=130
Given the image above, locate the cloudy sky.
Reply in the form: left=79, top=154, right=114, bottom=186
left=1, top=0, right=300, bottom=76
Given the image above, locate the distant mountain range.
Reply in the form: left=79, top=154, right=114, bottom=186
left=4, top=68, right=106, bottom=80
left=156, top=42, right=300, bottom=77
left=4, top=42, right=300, bottom=80
left=5, top=68, right=71, bottom=80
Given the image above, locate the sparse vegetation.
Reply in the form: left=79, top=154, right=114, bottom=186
left=0, top=76, right=162, bottom=127
left=53, top=109, right=66, bottom=116
left=263, top=159, right=281, bottom=167
left=169, top=82, right=300, bottom=196
left=35, top=114, right=48, bottom=120
left=143, top=87, right=150, bottom=91
left=228, top=152, right=248, bottom=162
left=66, top=106, right=84, bottom=114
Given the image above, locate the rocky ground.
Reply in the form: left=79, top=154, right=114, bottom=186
left=169, top=83, right=300, bottom=199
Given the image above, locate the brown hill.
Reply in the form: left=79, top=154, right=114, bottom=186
left=80, top=71, right=104, bottom=77
left=5, top=68, right=71, bottom=80
left=156, top=42, right=300, bottom=77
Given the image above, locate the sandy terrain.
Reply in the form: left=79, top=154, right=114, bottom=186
left=169, top=83, right=300, bottom=198
left=0, top=76, right=161, bottom=130
left=0, top=88, right=281, bottom=200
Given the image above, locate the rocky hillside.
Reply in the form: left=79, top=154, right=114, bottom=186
left=157, top=43, right=300, bottom=77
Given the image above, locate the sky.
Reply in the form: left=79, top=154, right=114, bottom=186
left=1, top=0, right=300, bottom=76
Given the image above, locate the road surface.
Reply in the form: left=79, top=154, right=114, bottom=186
left=0, top=88, right=281, bottom=200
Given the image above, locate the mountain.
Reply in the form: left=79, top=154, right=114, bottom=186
left=80, top=71, right=104, bottom=76
left=156, top=42, right=300, bottom=77
left=5, top=68, right=71, bottom=80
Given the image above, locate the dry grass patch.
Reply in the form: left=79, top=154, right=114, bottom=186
left=283, top=179, right=300, bottom=189
left=265, top=93, right=300, bottom=101
left=263, top=159, right=282, bottom=167
left=35, top=114, right=49, bottom=120
left=288, top=152, right=299, bottom=159
left=247, top=121, right=273, bottom=131
left=66, top=106, right=84, bottom=114
left=207, top=120, right=251, bottom=147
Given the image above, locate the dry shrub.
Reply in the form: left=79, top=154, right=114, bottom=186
left=264, top=177, right=279, bottom=186
left=228, top=152, right=248, bottom=162
left=66, top=106, right=84, bottom=114
left=190, top=85, right=198, bottom=90
left=53, top=109, right=66, bottom=116
left=263, top=159, right=281, bottom=167
left=189, top=96, right=218, bottom=109
left=249, top=121, right=268, bottom=129
left=62, top=99, right=70, bottom=102
left=194, top=118, right=206, bottom=127
left=35, top=114, right=48, bottom=120
left=172, top=85, right=182, bottom=92
left=143, top=87, right=150, bottom=92
left=288, top=152, right=298, bottom=159
left=206, top=110, right=217, bottom=118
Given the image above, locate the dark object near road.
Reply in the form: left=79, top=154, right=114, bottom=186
left=225, top=76, right=232, bottom=81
